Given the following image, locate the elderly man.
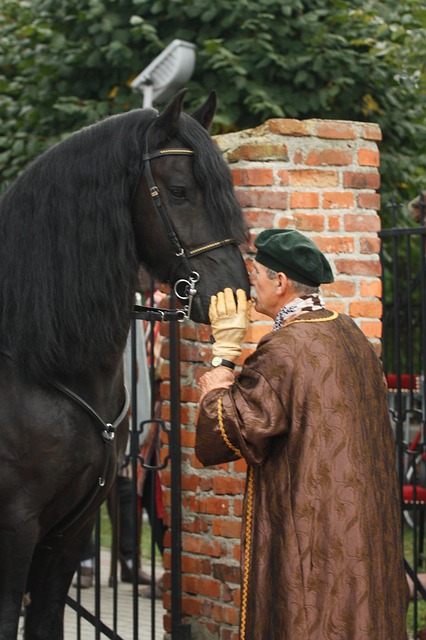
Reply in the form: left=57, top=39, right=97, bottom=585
left=195, top=229, right=408, bottom=640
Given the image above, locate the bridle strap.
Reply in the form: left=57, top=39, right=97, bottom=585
left=141, top=132, right=238, bottom=318
left=188, top=237, right=236, bottom=257
left=142, top=144, right=195, bottom=277
left=142, top=137, right=237, bottom=262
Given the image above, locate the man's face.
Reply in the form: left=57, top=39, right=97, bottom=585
left=249, top=260, right=278, bottom=319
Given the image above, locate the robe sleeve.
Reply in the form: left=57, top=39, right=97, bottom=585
left=195, top=362, right=288, bottom=467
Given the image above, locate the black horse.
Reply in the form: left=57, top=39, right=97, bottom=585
left=0, top=89, right=249, bottom=639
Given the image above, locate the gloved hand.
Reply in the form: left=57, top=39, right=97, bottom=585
left=209, top=288, right=250, bottom=362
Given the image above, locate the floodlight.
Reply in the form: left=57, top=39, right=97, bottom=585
left=131, top=39, right=196, bottom=108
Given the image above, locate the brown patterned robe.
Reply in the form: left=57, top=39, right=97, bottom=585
left=196, top=310, right=408, bottom=640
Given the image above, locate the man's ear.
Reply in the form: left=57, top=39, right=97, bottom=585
left=276, top=272, right=288, bottom=293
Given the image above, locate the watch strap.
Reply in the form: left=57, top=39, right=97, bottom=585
left=212, top=357, right=236, bottom=370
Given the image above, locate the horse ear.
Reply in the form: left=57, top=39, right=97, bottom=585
left=152, top=88, right=188, bottom=140
left=191, top=90, right=217, bottom=131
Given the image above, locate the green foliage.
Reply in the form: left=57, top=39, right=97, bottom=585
left=1, top=0, right=425, bottom=205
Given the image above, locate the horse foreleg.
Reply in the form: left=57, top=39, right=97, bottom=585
left=24, top=520, right=95, bottom=640
left=0, top=518, right=37, bottom=640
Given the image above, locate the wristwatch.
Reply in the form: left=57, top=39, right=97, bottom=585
left=211, top=356, right=236, bottom=370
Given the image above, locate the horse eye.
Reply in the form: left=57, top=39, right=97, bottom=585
left=170, top=187, right=186, bottom=200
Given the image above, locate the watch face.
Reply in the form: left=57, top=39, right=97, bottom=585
left=211, top=356, right=222, bottom=367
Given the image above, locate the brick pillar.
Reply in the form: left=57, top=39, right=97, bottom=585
left=160, top=117, right=382, bottom=639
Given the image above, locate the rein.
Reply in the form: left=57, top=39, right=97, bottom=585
left=142, top=132, right=237, bottom=320
left=46, top=380, right=130, bottom=487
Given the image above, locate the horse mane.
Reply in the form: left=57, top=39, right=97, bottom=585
left=176, top=113, right=247, bottom=244
left=0, top=108, right=157, bottom=379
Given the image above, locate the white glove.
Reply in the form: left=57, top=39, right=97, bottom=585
left=209, top=288, right=250, bottom=362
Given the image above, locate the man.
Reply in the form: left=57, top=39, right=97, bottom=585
left=195, top=229, right=408, bottom=640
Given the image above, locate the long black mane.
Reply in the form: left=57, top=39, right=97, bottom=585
left=175, top=113, right=246, bottom=244
left=0, top=104, right=247, bottom=380
left=0, top=109, right=157, bottom=379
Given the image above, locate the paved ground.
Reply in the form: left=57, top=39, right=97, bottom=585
left=17, top=549, right=166, bottom=640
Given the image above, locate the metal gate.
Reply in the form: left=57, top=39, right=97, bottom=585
left=379, top=194, right=426, bottom=638
left=65, top=287, right=190, bottom=639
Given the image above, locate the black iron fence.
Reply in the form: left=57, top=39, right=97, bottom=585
left=66, top=288, right=188, bottom=639
left=379, top=193, right=426, bottom=638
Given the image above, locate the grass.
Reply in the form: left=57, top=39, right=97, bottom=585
left=98, top=502, right=162, bottom=562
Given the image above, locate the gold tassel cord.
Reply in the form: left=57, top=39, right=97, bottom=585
left=240, top=466, right=254, bottom=640
left=217, top=395, right=242, bottom=458
left=285, top=310, right=338, bottom=327
left=217, top=395, right=253, bottom=636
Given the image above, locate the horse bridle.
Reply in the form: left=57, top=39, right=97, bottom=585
left=142, top=136, right=237, bottom=320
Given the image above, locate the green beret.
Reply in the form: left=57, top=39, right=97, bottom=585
left=254, top=229, right=334, bottom=287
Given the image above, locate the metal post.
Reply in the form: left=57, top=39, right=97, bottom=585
left=169, top=292, right=192, bottom=639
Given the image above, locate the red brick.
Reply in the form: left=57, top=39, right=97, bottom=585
left=328, top=215, right=341, bottom=231
left=334, top=259, right=382, bottom=277
left=361, top=123, right=382, bottom=141
left=322, top=280, right=356, bottom=298
left=349, top=300, right=382, bottom=318
left=183, top=575, right=221, bottom=598
left=233, top=458, right=248, bottom=473
left=196, top=497, right=230, bottom=516
left=183, top=534, right=223, bottom=557
left=212, top=603, right=240, bottom=625
left=293, top=213, right=325, bottom=231
left=360, top=279, right=382, bottom=298
left=234, top=498, right=244, bottom=517
left=357, top=192, right=381, bottom=210
left=200, top=476, right=213, bottom=492
left=181, top=554, right=205, bottom=575
left=360, top=320, right=382, bottom=338
left=314, top=235, right=354, bottom=254
left=306, top=149, right=352, bottom=166
left=315, top=122, right=357, bottom=139
left=343, top=171, right=380, bottom=190
left=180, top=342, right=210, bottom=362
left=360, top=236, right=380, bottom=254
left=228, top=142, right=288, bottom=162
left=212, top=563, right=241, bottom=584
left=322, top=191, right=355, bottom=209
left=237, top=189, right=288, bottom=210
left=181, top=429, right=196, bottom=447
left=181, top=595, right=202, bottom=615
left=288, top=169, right=338, bottom=187
left=276, top=169, right=289, bottom=185
left=232, top=167, right=274, bottom=186
left=294, top=150, right=303, bottom=164
left=213, top=476, right=246, bottom=495
left=181, top=473, right=199, bottom=491
left=243, top=209, right=276, bottom=228
left=276, top=216, right=297, bottom=229
left=290, top=192, right=319, bottom=209
left=266, top=118, right=310, bottom=136
left=212, top=519, right=242, bottom=538
left=326, top=300, right=346, bottom=314
left=343, top=213, right=381, bottom=232
left=358, top=148, right=380, bottom=167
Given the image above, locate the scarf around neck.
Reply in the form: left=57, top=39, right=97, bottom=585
left=273, top=294, right=325, bottom=331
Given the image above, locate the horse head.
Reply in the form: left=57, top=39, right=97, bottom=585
left=132, top=89, right=250, bottom=324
